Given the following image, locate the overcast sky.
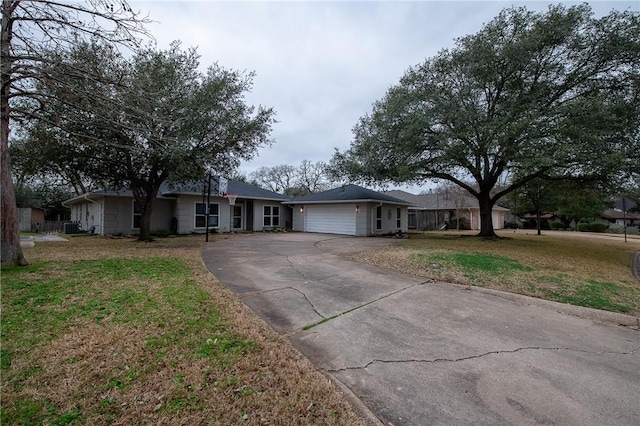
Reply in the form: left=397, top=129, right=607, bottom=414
left=130, top=0, right=638, bottom=191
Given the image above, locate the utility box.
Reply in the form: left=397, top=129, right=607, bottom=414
left=64, top=222, right=79, bottom=234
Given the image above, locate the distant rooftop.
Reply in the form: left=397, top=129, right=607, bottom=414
left=384, top=190, right=508, bottom=211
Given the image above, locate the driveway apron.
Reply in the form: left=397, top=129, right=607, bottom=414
left=203, top=233, right=640, bottom=426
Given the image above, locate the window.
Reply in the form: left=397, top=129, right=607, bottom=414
left=376, top=206, right=382, bottom=230
left=195, top=202, right=219, bottom=228
left=233, top=205, right=242, bottom=229
left=397, top=207, right=402, bottom=229
left=263, top=205, right=280, bottom=227
left=133, top=201, right=141, bottom=229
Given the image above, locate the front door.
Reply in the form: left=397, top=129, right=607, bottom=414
left=232, top=204, right=243, bottom=230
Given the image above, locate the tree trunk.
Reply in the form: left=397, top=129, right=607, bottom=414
left=477, top=191, right=497, bottom=239
left=1, top=7, right=27, bottom=266
left=1, top=123, right=27, bottom=266
left=138, top=205, right=153, bottom=241
left=135, top=183, right=160, bottom=241
left=536, top=211, right=542, bottom=236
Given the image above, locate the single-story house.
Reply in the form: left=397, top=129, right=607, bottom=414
left=283, top=184, right=413, bottom=236
left=597, top=208, right=640, bottom=227
left=62, top=179, right=291, bottom=236
left=384, top=190, right=508, bottom=231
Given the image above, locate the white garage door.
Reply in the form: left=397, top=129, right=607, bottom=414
left=306, top=204, right=356, bottom=235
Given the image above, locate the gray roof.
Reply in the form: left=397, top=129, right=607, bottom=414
left=384, top=190, right=509, bottom=211
left=63, top=179, right=289, bottom=205
left=283, top=184, right=413, bottom=205
left=161, top=180, right=290, bottom=201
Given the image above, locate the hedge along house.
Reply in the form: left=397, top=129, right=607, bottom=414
left=62, top=179, right=291, bottom=236
left=284, top=184, right=413, bottom=236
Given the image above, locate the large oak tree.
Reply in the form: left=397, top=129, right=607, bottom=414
left=1, top=0, right=150, bottom=266
left=332, top=4, right=640, bottom=238
left=21, top=41, right=276, bottom=240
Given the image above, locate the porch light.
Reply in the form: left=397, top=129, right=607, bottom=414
left=300, top=206, right=304, bottom=213
left=355, top=205, right=360, bottom=213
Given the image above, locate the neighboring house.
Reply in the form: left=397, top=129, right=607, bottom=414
left=519, top=213, right=563, bottom=229
left=17, top=207, right=46, bottom=232
left=283, top=184, right=413, bottom=236
left=597, top=208, right=640, bottom=227
left=384, top=190, right=508, bottom=231
left=62, top=180, right=291, bottom=236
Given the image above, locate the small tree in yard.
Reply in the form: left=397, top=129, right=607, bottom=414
left=22, top=41, right=276, bottom=241
left=1, top=0, right=151, bottom=266
left=331, top=4, right=640, bottom=239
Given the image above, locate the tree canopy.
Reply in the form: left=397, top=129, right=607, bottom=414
left=20, top=41, right=276, bottom=240
left=331, top=4, right=640, bottom=238
left=1, top=0, right=151, bottom=266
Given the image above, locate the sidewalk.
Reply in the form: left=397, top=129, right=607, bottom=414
left=20, top=233, right=68, bottom=248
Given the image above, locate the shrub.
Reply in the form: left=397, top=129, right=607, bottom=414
left=607, top=224, right=639, bottom=235
left=607, top=224, right=625, bottom=234
left=450, top=216, right=469, bottom=230
left=577, top=222, right=607, bottom=233
left=504, top=221, right=520, bottom=229
left=152, top=229, right=171, bottom=238
left=549, top=222, right=566, bottom=230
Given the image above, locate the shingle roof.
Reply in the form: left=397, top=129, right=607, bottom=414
left=64, top=179, right=289, bottom=204
left=283, top=184, right=413, bottom=205
left=161, top=180, right=289, bottom=201
left=601, top=208, right=640, bottom=220
left=384, top=190, right=509, bottom=211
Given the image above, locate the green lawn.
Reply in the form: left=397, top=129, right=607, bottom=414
left=1, top=236, right=362, bottom=425
left=355, top=231, right=640, bottom=315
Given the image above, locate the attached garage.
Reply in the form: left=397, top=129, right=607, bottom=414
left=285, top=184, right=413, bottom=237
left=305, top=204, right=356, bottom=235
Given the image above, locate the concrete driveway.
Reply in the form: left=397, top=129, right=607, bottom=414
left=202, top=233, right=640, bottom=426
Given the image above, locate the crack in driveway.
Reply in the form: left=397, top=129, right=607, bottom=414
left=302, top=280, right=430, bottom=330
left=327, top=344, right=640, bottom=372
left=240, top=286, right=326, bottom=319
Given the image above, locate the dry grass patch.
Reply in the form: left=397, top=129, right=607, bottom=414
left=353, top=231, right=640, bottom=316
left=2, top=235, right=364, bottom=425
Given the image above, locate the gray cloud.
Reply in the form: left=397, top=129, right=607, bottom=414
left=132, top=1, right=638, bottom=190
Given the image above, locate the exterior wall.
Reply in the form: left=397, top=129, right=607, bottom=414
left=174, top=196, right=291, bottom=234
left=492, top=210, right=505, bottom=230
left=17, top=208, right=32, bottom=232
left=102, top=197, right=125, bottom=234
left=68, top=198, right=104, bottom=233
left=66, top=192, right=291, bottom=235
left=291, top=205, right=304, bottom=231
left=96, top=196, right=173, bottom=235
left=252, top=200, right=291, bottom=231
left=291, top=202, right=407, bottom=237
left=367, top=203, right=407, bottom=236
left=174, top=194, right=229, bottom=234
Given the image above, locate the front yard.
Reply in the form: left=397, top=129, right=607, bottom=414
left=354, top=231, right=640, bottom=316
left=1, top=235, right=363, bottom=425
